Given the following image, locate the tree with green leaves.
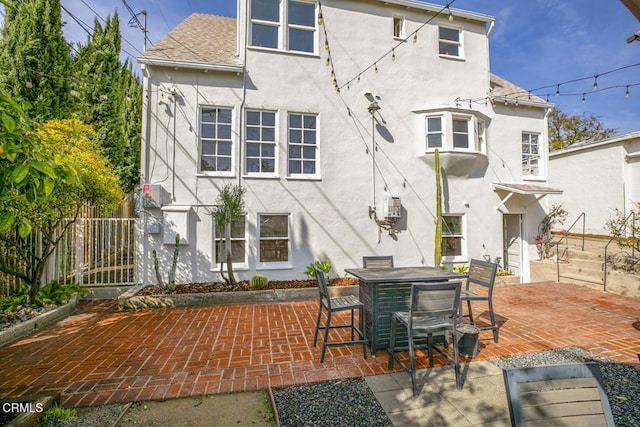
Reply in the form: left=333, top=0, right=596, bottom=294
left=0, top=115, right=122, bottom=302
left=213, top=184, right=246, bottom=288
left=118, top=60, right=143, bottom=192
left=548, top=108, right=617, bottom=151
left=0, top=0, right=73, bottom=122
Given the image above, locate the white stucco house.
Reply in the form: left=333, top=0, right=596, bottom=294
left=135, top=0, right=560, bottom=285
left=548, top=132, right=640, bottom=235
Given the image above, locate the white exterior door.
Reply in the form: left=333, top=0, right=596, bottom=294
left=503, top=214, right=522, bottom=275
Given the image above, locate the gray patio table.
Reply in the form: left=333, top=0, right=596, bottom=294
left=344, top=266, right=466, bottom=356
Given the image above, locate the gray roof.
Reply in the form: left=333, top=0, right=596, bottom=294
left=139, top=13, right=239, bottom=68
left=490, top=74, right=548, bottom=105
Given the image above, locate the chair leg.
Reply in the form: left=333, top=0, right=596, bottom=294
left=360, top=307, right=367, bottom=359
left=488, top=299, right=498, bottom=343
left=427, top=333, right=434, bottom=367
left=320, top=311, right=332, bottom=363
left=387, top=316, right=397, bottom=370
left=313, top=303, right=323, bottom=347
left=350, top=309, right=355, bottom=341
left=467, top=300, right=474, bottom=324
left=452, top=329, right=462, bottom=390
left=408, top=329, right=418, bottom=397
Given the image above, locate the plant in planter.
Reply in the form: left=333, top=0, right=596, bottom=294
left=250, top=274, right=269, bottom=290
left=152, top=234, right=180, bottom=292
left=304, top=259, right=332, bottom=279
left=536, top=203, right=568, bottom=260
left=452, top=264, right=468, bottom=274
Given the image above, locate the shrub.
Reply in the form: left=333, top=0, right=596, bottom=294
left=250, top=274, right=269, bottom=289
left=496, top=268, right=515, bottom=277
left=36, top=281, right=88, bottom=305
left=304, top=259, right=331, bottom=278
left=35, top=405, right=76, bottom=427
left=452, top=264, right=468, bottom=274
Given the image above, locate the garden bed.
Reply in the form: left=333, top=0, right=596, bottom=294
left=118, top=278, right=358, bottom=310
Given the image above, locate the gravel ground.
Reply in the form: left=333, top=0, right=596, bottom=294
left=272, top=347, right=639, bottom=427
left=489, top=347, right=640, bottom=427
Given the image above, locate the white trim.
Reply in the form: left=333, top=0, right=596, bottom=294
left=137, top=57, right=243, bottom=73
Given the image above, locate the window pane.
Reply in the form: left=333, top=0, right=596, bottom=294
left=289, top=129, right=302, bottom=143
left=260, top=239, right=289, bottom=262
left=442, top=237, right=462, bottom=256
left=262, top=127, right=275, bottom=141
left=453, top=134, right=468, bottom=148
left=289, top=28, right=314, bottom=52
left=427, top=134, right=442, bottom=148
left=218, top=124, right=231, bottom=139
left=218, top=142, right=232, bottom=156
left=288, top=0, right=315, bottom=26
left=201, top=124, right=215, bottom=139
left=263, top=112, right=276, bottom=126
left=303, top=130, right=316, bottom=144
left=303, top=161, right=315, bottom=174
left=439, top=42, right=459, bottom=56
left=303, top=146, right=315, bottom=159
left=230, top=219, right=246, bottom=238
left=218, top=157, right=231, bottom=171
left=260, top=215, right=288, bottom=237
left=247, top=111, right=261, bottom=125
left=289, top=114, right=301, bottom=128
left=440, top=27, right=459, bottom=42
left=247, top=158, right=260, bottom=172
left=262, top=159, right=275, bottom=172
left=443, top=216, right=462, bottom=235
left=427, top=117, right=442, bottom=131
left=246, top=142, right=260, bottom=157
left=251, top=0, right=279, bottom=21
left=218, top=109, right=232, bottom=123
left=252, top=24, right=278, bottom=48
left=247, top=126, right=260, bottom=141
left=303, top=115, right=316, bottom=129
left=201, top=142, right=216, bottom=155
left=289, top=160, right=301, bottom=174
left=289, top=146, right=302, bottom=158
left=453, top=119, right=467, bottom=132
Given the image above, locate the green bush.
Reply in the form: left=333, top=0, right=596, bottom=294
left=36, top=281, right=88, bottom=305
left=250, top=274, right=269, bottom=289
left=452, top=264, right=468, bottom=274
left=35, top=405, right=76, bottom=427
left=304, top=259, right=331, bottom=278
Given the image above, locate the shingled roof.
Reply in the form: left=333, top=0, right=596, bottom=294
left=490, top=74, right=548, bottom=106
left=139, top=13, right=239, bottom=67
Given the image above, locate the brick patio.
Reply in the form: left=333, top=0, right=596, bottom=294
left=0, top=281, right=638, bottom=408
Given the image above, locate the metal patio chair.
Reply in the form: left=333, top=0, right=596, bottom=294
left=362, top=256, right=394, bottom=268
left=503, top=363, right=614, bottom=426
left=312, top=266, right=367, bottom=363
left=459, top=259, right=499, bottom=343
left=387, top=281, right=463, bottom=396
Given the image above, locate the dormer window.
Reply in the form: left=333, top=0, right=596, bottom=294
left=250, top=0, right=317, bottom=54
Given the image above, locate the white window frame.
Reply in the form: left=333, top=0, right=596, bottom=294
left=245, top=109, right=278, bottom=177
left=198, top=106, right=234, bottom=177
left=393, top=15, right=405, bottom=39
left=424, top=112, right=484, bottom=153
left=249, top=0, right=318, bottom=54
left=287, top=112, right=320, bottom=179
left=522, top=131, right=542, bottom=178
left=441, top=213, right=467, bottom=263
left=438, top=25, right=463, bottom=59
left=212, top=216, right=248, bottom=271
left=257, top=213, right=292, bottom=269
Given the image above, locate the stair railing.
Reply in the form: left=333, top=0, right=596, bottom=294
left=603, top=211, right=636, bottom=292
left=555, top=212, right=586, bottom=282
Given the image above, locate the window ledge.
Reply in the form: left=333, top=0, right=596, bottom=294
left=247, top=46, right=319, bottom=59
left=438, top=54, right=465, bottom=62
left=286, top=175, right=321, bottom=182
left=256, top=262, right=293, bottom=270
left=522, top=176, right=547, bottom=182
left=243, top=174, right=281, bottom=180
left=419, top=150, right=488, bottom=177
left=197, top=172, right=236, bottom=178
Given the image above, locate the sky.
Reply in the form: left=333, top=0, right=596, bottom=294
left=2, top=0, right=640, bottom=134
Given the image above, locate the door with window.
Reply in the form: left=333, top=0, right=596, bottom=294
left=503, top=214, right=522, bottom=276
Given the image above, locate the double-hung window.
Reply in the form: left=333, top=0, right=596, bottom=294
left=246, top=110, right=277, bottom=175
left=200, top=107, right=233, bottom=173
left=452, top=116, right=470, bottom=149
left=442, top=214, right=465, bottom=261
left=288, top=112, right=318, bottom=177
left=213, top=217, right=247, bottom=268
left=258, top=214, right=290, bottom=265
left=439, top=26, right=462, bottom=58
left=522, top=132, right=540, bottom=177
left=250, top=0, right=317, bottom=53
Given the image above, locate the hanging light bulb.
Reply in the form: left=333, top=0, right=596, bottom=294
left=555, top=84, right=560, bottom=97
left=581, top=93, right=586, bottom=104
left=447, top=6, right=454, bottom=21
left=592, top=75, right=598, bottom=90
left=392, top=49, right=396, bottom=61
left=330, top=69, right=335, bottom=78
left=626, top=86, right=630, bottom=98
left=325, top=57, right=330, bottom=67
left=357, top=75, right=361, bottom=83
left=324, top=40, right=329, bottom=50
left=317, top=12, right=324, bottom=26
left=374, top=63, right=379, bottom=73
left=413, top=33, right=418, bottom=43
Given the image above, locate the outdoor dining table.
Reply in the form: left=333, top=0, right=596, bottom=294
left=344, top=266, right=466, bottom=356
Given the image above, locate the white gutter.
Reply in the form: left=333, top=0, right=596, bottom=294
left=137, top=57, right=244, bottom=73
left=375, top=0, right=494, bottom=23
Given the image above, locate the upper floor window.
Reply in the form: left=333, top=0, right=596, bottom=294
left=288, top=112, right=318, bottom=177
left=442, top=214, right=466, bottom=262
left=439, top=26, right=462, bottom=58
left=200, top=107, right=233, bottom=173
left=424, top=112, right=483, bottom=153
left=250, top=0, right=317, bottom=53
left=522, top=132, right=540, bottom=177
left=245, top=110, right=277, bottom=175
left=393, top=15, right=404, bottom=38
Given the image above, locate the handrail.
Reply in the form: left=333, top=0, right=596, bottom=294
left=555, top=212, right=586, bottom=282
left=603, top=211, right=637, bottom=292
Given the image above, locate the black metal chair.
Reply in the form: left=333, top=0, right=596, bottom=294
left=459, top=259, right=499, bottom=343
left=388, top=281, right=463, bottom=396
left=503, top=363, right=615, bottom=426
left=362, top=256, right=394, bottom=268
left=312, top=266, right=367, bottom=363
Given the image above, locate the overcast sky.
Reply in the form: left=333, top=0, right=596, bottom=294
left=2, top=0, right=639, bottom=134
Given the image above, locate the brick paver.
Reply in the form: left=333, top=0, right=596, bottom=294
left=0, top=281, right=638, bottom=407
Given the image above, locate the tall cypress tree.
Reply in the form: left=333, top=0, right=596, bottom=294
left=118, top=60, right=142, bottom=192
left=0, top=0, right=73, bottom=121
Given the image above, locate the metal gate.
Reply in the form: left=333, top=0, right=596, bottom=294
left=53, top=218, right=137, bottom=286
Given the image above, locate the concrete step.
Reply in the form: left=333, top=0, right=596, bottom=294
left=561, top=257, right=604, bottom=270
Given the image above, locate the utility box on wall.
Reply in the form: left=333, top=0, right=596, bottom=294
left=383, top=196, right=402, bottom=219
left=141, top=184, right=165, bottom=208
left=161, top=206, right=191, bottom=245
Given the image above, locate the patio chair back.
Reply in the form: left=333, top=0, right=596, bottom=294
left=467, top=259, right=498, bottom=289
left=314, top=266, right=331, bottom=308
left=362, top=256, right=394, bottom=268
left=460, top=259, right=499, bottom=342
left=410, top=282, right=461, bottom=330
left=503, top=362, right=614, bottom=427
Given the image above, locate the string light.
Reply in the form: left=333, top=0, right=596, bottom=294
left=374, top=63, right=379, bottom=73
left=592, top=75, right=598, bottom=90
left=324, top=40, right=329, bottom=50
left=555, top=84, right=560, bottom=97
left=413, top=33, right=418, bottom=43
left=325, top=57, right=330, bottom=66
left=392, top=49, right=396, bottom=61
left=317, top=12, right=324, bottom=26
left=581, top=93, right=586, bottom=104
left=626, top=86, right=630, bottom=97
left=447, top=6, right=454, bottom=21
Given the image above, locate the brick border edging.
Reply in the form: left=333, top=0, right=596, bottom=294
left=0, top=294, right=79, bottom=348
left=117, top=285, right=358, bottom=310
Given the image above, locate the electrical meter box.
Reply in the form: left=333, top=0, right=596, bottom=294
left=141, top=184, right=164, bottom=208
left=383, top=196, right=402, bottom=219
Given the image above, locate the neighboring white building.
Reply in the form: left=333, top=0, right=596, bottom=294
left=548, top=132, right=640, bottom=235
left=136, top=0, right=559, bottom=285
